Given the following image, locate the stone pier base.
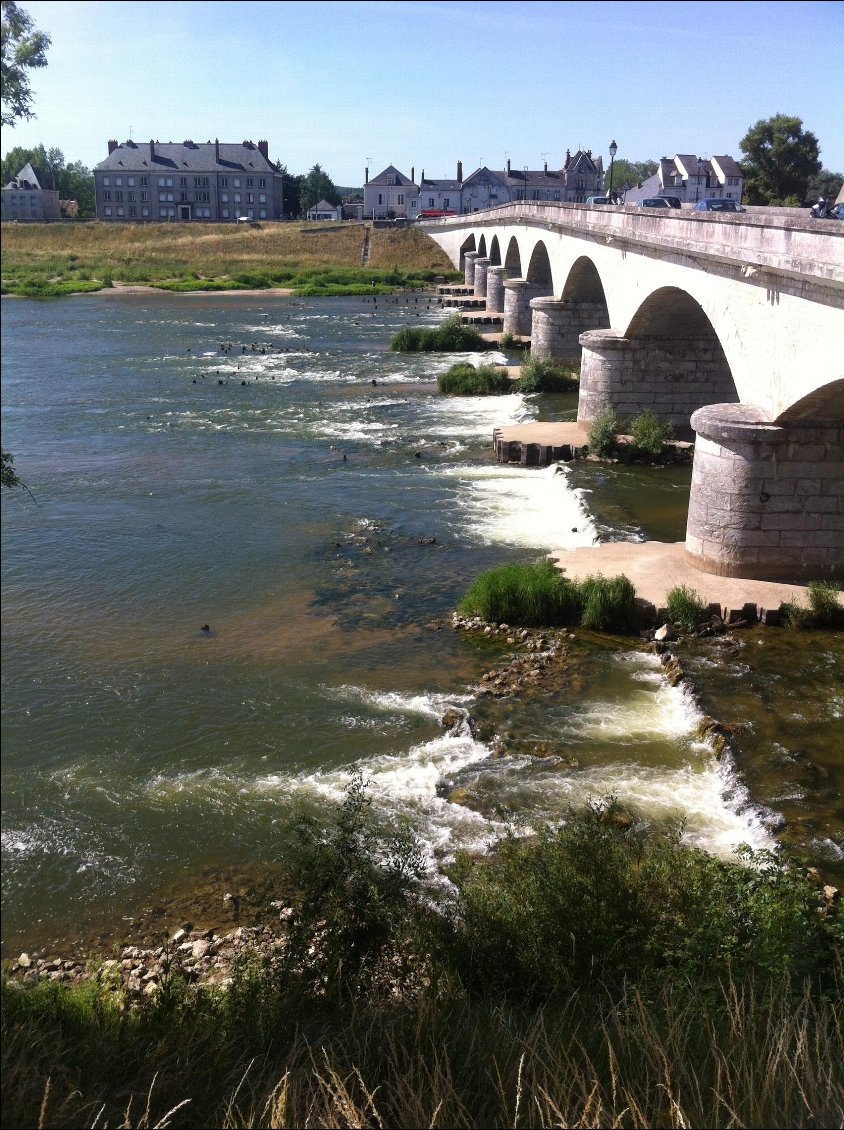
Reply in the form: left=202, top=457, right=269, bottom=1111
left=463, top=251, right=479, bottom=288
left=473, top=257, right=491, bottom=298
left=530, top=297, right=608, bottom=364
left=504, top=279, right=545, bottom=338
left=486, top=266, right=507, bottom=314
left=686, top=403, right=843, bottom=581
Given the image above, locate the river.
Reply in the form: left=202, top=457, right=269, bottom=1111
left=1, top=291, right=841, bottom=955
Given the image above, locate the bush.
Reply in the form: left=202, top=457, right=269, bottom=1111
left=515, top=356, right=579, bottom=394
left=499, top=331, right=515, bottom=349
left=437, top=363, right=513, bottom=396
left=579, top=574, right=637, bottom=632
left=629, top=410, right=674, bottom=457
left=459, top=561, right=583, bottom=627
left=808, top=580, right=844, bottom=627
left=390, top=314, right=484, bottom=353
left=666, top=584, right=710, bottom=633
left=588, top=405, right=619, bottom=457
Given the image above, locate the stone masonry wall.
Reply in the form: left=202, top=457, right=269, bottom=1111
left=531, top=299, right=608, bottom=364
left=686, top=404, right=843, bottom=580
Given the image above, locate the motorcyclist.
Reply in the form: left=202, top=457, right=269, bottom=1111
left=811, top=196, right=828, bottom=218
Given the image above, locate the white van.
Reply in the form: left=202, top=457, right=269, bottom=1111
left=585, top=196, right=611, bottom=205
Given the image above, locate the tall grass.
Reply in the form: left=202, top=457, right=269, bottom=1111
left=459, top=561, right=638, bottom=631
left=437, top=362, right=513, bottom=395
left=666, top=584, right=711, bottom=633
left=515, top=355, right=579, bottom=393
left=390, top=313, right=485, bottom=352
left=780, top=581, right=844, bottom=629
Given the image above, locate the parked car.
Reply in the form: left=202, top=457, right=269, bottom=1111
left=834, top=202, right=844, bottom=220
left=585, top=196, right=612, bottom=205
left=693, top=199, right=741, bottom=212
left=636, top=197, right=680, bottom=209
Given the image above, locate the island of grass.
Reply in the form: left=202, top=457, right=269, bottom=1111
left=435, top=354, right=580, bottom=396
left=0, top=221, right=461, bottom=298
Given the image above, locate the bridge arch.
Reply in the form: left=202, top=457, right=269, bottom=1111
left=476, top=234, right=488, bottom=258
left=525, top=240, right=553, bottom=287
left=488, top=235, right=502, bottom=266
left=776, top=379, right=844, bottom=423
left=504, top=236, right=522, bottom=277
left=578, top=287, right=740, bottom=439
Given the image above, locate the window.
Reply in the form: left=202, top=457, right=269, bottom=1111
left=378, top=193, right=384, bottom=205
left=129, top=206, right=136, bottom=217
left=258, top=177, right=266, bottom=188
left=103, top=176, right=111, bottom=186
left=194, top=176, right=209, bottom=187
left=115, top=176, right=123, bottom=186
left=221, top=192, right=229, bottom=203
left=428, top=197, right=434, bottom=207
left=259, top=208, right=267, bottom=218
left=220, top=177, right=228, bottom=187
left=443, top=198, right=449, bottom=207
left=141, top=206, right=149, bottom=217
left=180, top=176, right=187, bottom=187
left=140, top=192, right=148, bottom=202
left=116, top=206, right=124, bottom=216
left=222, top=208, right=229, bottom=219
left=532, top=190, right=540, bottom=199
left=180, top=192, right=189, bottom=203
left=398, top=193, right=404, bottom=205
left=246, top=177, right=253, bottom=188
left=194, top=191, right=210, bottom=202
left=259, top=193, right=266, bottom=203
left=246, top=193, right=254, bottom=203
left=127, top=177, right=135, bottom=187
left=128, top=192, right=135, bottom=202
left=233, top=178, right=240, bottom=187
left=139, top=177, right=147, bottom=188
left=103, top=191, right=111, bottom=201
left=115, top=191, right=123, bottom=202
left=234, top=193, right=241, bottom=203
left=104, top=206, right=112, bottom=216
left=553, top=191, right=560, bottom=201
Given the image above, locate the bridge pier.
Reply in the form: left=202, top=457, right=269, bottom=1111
left=529, top=297, right=608, bottom=365
left=473, top=257, right=491, bottom=298
left=577, top=328, right=737, bottom=440
left=503, top=279, right=547, bottom=338
left=486, top=266, right=508, bottom=314
left=463, top=252, right=479, bottom=287
left=686, top=404, right=843, bottom=581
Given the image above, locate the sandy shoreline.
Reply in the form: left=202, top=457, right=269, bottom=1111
left=96, top=284, right=297, bottom=297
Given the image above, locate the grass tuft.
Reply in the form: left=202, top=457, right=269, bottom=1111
left=437, top=363, right=513, bottom=395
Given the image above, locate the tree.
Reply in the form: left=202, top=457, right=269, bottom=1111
left=299, top=164, right=341, bottom=216
left=739, top=114, right=821, bottom=206
left=1, top=143, right=95, bottom=215
left=608, top=158, right=658, bottom=193
left=278, top=165, right=304, bottom=219
left=805, top=168, right=843, bottom=207
left=1, top=1, right=50, bottom=126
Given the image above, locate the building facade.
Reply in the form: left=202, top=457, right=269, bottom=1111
left=93, top=139, right=284, bottom=222
left=363, top=165, right=419, bottom=220
left=622, top=155, right=744, bottom=205
left=1, top=162, right=61, bottom=221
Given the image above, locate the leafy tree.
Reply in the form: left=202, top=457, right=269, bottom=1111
left=739, top=114, right=821, bottom=206
left=805, top=168, right=843, bottom=206
left=609, top=158, right=658, bottom=194
left=1, top=143, right=95, bottom=214
left=299, top=163, right=341, bottom=216
left=1, top=0, right=50, bottom=126
left=278, top=165, right=304, bottom=219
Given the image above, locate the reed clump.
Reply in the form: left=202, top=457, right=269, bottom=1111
left=459, top=561, right=638, bottom=631
left=437, top=362, right=513, bottom=395
left=390, top=313, right=485, bottom=352
left=780, top=580, right=844, bottom=629
left=515, top=355, right=579, bottom=393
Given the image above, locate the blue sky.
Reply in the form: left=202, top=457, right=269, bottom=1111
left=6, top=0, right=844, bottom=184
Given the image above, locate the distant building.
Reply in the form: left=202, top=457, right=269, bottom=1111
left=93, top=138, right=283, bottom=222
left=623, top=155, right=744, bottom=205
left=1, top=162, right=61, bottom=221
left=363, top=149, right=606, bottom=219
left=306, top=199, right=342, bottom=221
left=363, top=165, right=419, bottom=220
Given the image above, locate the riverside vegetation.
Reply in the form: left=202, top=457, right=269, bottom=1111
left=2, top=777, right=841, bottom=1129
left=0, top=222, right=461, bottom=297
left=435, top=354, right=580, bottom=396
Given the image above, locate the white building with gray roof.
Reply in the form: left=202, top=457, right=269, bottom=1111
left=622, top=154, right=744, bottom=205
left=94, top=138, right=284, bottom=222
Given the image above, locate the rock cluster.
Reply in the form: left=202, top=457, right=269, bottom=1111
left=6, top=915, right=294, bottom=996
left=450, top=615, right=575, bottom=699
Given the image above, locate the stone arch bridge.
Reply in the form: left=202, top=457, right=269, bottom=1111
left=420, top=204, right=844, bottom=581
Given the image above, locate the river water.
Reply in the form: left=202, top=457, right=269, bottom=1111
left=2, top=292, right=841, bottom=954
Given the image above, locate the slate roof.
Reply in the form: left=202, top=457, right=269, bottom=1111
left=309, top=199, right=339, bottom=211
left=4, top=162, right=44, bottom=190
left=95, top=140, right=277, bottom=173
left=711, top=155, right=743, bottom=178
left=419, top=178, right=462, bottom=190
left=368, top=165, right=416, bottom=187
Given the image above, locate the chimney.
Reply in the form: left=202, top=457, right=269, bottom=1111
left=149, top=139, right=155, bottom=161
left=544, top=161, right=548, bottom=175
left=564, top=149, right=571, bottom=169
left=457, top=160, right=463, bottom=183
left=506, top=158, right=511, bottom=176
left=215, top=138, right=220, bottom=162
left=257, top=139, right=269, bottom=159
left=421, top=169, right=425, bottom=182
left=108, top=139, right=118, bottom=155
left=365, top=167, right=369, bottom=184
left=410, top=166, right=414, bottom=183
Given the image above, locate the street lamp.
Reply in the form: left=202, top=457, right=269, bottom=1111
left=524, top=165, right=529, bottom=203
left=695, top=156, right=703, bottom=202
left=607, top=140, right=618, bottom=202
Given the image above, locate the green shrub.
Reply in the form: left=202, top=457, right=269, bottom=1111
left=515, top=356, right=579, bottom=394
left=437, top=363, right=512, bottom=396
left=666, top=584, right=710, bottom=633
left=588, top=405, right=619, bottom=457
left=390, top=314, right=484, bottom=353
left=808, top=580, right=844, bottom=627
left=459, top=561, right=583, bottom=627
left=629, top=410, right=674, bottom=456
left=499, top=331, right=515, bottom=349
left=579, top=574, right=638, bottom=631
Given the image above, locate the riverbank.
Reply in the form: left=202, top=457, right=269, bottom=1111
left=0, top=220, right=460, bottom=297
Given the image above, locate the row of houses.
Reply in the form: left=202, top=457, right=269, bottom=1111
left=623, top=155, right=744, bottom=205
left=363, top=149, right=606, bottom=220
left=0, top=161, right=79, bottom=220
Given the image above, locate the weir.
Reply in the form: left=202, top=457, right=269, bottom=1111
left=420, top=204, right=844, bottom=581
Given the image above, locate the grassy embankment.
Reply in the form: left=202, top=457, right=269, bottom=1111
left=0, top=222, right=461, bottom=297
left=2, top=782, right=841, bottom=1129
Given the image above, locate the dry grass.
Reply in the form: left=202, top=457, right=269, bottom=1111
left=0, top=221, right=455, bottom=294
